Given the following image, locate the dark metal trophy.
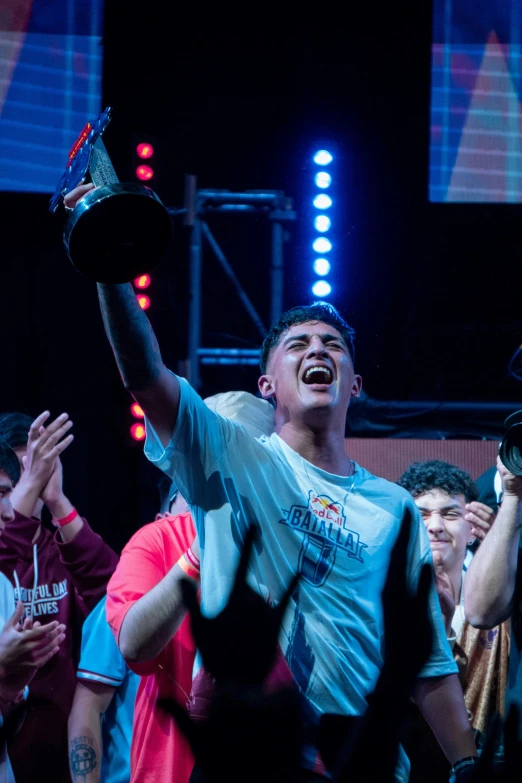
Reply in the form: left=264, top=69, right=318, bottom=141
left=49, top=108, right=172, bottom=283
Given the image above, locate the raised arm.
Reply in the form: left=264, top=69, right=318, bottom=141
left=10, top=412, right=74, bottom=519
left=64, top=185, right=180, bottom=448
left=464, top=459, right=522, bottom=628
left=97, top=283, right=179, bottom=447
left=29, top=447, right=118, bottom=610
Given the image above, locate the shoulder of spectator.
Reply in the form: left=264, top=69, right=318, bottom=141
left=122, top=512, right=195, bottom=554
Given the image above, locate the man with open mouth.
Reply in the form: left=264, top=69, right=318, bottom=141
left=63, top=179, right=478, bottom=783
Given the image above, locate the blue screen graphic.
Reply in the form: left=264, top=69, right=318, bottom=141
left=0, top=0, right=103, bottom=193
left=430, top=0, right=522, bottom=202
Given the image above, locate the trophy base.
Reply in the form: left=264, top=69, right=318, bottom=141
left=64, top=183, right=173, bottom=283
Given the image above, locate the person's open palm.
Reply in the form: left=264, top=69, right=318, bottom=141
left=21, top=412, right=73, bottom=495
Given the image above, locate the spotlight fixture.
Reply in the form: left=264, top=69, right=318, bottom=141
left=136, top=142, right=154, bottom=159
left=313, top=150, right=333, bottom=166
left=314, top=171, right=331, bottom=189
left=312, top=280, right=332, bottom=297
left=136, top=294, right=150, bottom=310
left=314, top=215, right=331, bottom=233
left=130, top=422, right=146, bottom=441
left=312, top=237, right=332, bottom=254
left=136, top=165, right=154, bottom=181
left=134, top=274, right=151, bottom=289
left=313, top=194, right=332, bottom=209
left=313, top=258, right=331, bottom=276
left=130, top=402, right=145, bottom=418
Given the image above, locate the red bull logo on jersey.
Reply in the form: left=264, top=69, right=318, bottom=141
left=279, top=491, right=367, bottom=586
left=309, top=493, right=345, bottom=524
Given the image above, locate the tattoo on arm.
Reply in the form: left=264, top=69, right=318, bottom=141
left=69, top=735, right=97, bottom=781
left=97, top=282, right=164, bottom=391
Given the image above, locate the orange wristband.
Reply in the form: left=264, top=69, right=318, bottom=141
left=177, top=553, right=200, bottom=581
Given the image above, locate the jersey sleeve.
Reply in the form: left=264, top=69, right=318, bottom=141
left=77, top=596, right=126, bottom=687
left=144, top=374, right=236, bottom=506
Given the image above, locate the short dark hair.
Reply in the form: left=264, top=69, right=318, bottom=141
left=0, top=412, right=33, bottom=450
left=397, top=460, right=479, bottom=504
left=0, top=440, right=21, bottom=486
left=260, top=302, right=356, bottom=374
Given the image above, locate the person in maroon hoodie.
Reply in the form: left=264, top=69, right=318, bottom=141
left=0, top=411, right=119, bottom=782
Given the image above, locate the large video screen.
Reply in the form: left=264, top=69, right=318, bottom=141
left=0, top=0, right=103, bottom=193
left=430, top=0, right=522, bottom=202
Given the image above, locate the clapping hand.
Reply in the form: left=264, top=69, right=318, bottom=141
left=23, top=412, right=73, bottom=491
left=12, top=412, right=74, bottom=519
left=0, top=602, right=66, bottom=700
left=40, top=456, right=64, bottom=510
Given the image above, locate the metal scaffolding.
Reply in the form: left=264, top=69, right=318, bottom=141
left=174, top=175, right=296, bottom=389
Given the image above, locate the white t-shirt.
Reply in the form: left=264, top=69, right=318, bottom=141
left=0, top=572, right=16, bottom=783
left=145, top=376, right=457, bottom=780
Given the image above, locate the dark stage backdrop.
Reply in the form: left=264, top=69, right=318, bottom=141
left=1, top=1, right=521, bottom=550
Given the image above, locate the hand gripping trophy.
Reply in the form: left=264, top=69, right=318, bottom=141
left=49, top=107, right=172, bottom=283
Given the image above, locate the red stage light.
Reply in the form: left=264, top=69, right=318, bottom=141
left=130, top=423, right=146, bottom=441
left=137, top=294, right=150, bottom=310
left=136, top=165, right=153, bottom=181
left=131, top=402, right=145, bottom=418
left=136, top=142, right=154, bottom=159
left=134, top=274, right=151, bottom=289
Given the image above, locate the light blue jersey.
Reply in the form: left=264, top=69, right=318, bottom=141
left=145, top=376, right=457, bottom=781
left=77, top=597, right=139, bottom=783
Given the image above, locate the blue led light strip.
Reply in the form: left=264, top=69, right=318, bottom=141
left=311, top=149, right=333, bottom=297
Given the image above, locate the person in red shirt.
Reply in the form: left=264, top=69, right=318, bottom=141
left=0, top=411, right=119, bottom=783
left=106, top=392, right=276, bottom=783
left=106, top=488, right=198, bottom=783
